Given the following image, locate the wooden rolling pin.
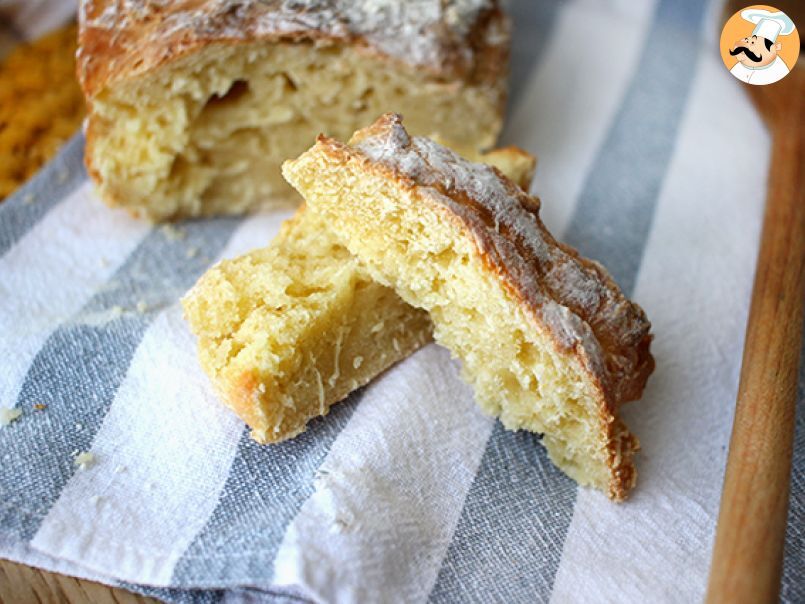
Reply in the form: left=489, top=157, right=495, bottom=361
left=706, top=3, right=805, bottom=601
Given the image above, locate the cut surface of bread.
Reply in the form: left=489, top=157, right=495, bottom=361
left=183, top=146, right=534, bottom=444
left=79, top=0, right=509, bottom=221
left=283, top=114, right=655, bottom=500
left=183, top=207, right=431, bottom=443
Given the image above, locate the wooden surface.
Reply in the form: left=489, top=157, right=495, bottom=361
left=0, top=559, right=155, bottom=604
left=705, top=45, right=805, bottom=604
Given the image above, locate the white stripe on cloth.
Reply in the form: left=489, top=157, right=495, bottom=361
left=0, top=532, right=121, bottom=586
left=30, top=211, right=293, bottom=586
left=505, top=0, right=657, bottom=236
left=272, top=345, right=494, bottom=602
left=0, top=183, right=149, bottom=409
left=549, top=55, right=769, bottom=604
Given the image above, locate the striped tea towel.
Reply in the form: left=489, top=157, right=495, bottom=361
left=1, top=0, right=803, bottom=602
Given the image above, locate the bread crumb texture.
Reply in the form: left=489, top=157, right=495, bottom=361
left=182, top=207, right=432, bottom=443
left=283, top=115, right=654, bottom=500
left=74, top=451, right=96, bottom=470
left=80, top=1, right=508, bottom=219
left=0, top=408, right=22, bottom=426
left=183, top=147, right=532, bottom=446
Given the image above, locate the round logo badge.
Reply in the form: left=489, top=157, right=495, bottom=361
left=720, top=5, right=799, bottom=85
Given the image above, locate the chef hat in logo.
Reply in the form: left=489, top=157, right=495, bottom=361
left=740, top=9, right=795, bottom=42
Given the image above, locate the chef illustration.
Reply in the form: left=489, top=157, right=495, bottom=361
left=728, top=9, right=796, bottom=85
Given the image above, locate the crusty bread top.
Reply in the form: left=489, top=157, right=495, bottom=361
left=338, top=114, right=654, bottom=408
left=78, top=0, right=509, bottom=98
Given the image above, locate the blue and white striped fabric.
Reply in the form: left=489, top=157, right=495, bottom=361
left=1, top=0, right=802, bottom=602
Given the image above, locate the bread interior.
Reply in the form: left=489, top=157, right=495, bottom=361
left=284, top=150, right=623, bottom=495
left=182, top=207, right=432, bottom=442
left=88, top=42, right=503, bottom=220
left=183, top=147, right=532, bottom=442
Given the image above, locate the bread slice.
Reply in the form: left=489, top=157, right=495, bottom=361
left=78, top=0, right=509, bottom=221
left=183, top=207, right=431, bottom=443
left=183, top=147, right=534, bottom=444
left=283, top=114, right=655, bottom=500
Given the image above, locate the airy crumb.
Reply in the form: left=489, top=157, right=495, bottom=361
left=57, top=168, right=69, bottom=184
left=352, top=356, right=363, bottom=369
left=23, top=192, right=35, bottom=205
left=185, top=246, right=199, bottom=259
left=136, top=300, right=148, bottom=313
left=0, top=408, right=22, bottom=426
left=89, top=495, right=103, bottom=506
left=114, top=464, right=127, bottom=474
left=110, top=305, right=124, bottom=318
left=74, top=451, right=96, bottom=470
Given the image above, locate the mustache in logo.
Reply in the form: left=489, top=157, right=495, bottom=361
left=729, top=46, right=763, bottom=62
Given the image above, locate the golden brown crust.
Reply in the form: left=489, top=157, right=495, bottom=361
left=227, top=370, right=269, bottom=437
left=343, top=114, right=654, bottom=405
left=301, top=114, right=655, bottom=499
left=77, top=0, right=509, bottom=99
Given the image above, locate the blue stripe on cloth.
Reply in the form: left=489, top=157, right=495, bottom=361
left=120, top=583, right=224, bottom=604
left=0, top=217, right=240, bottom=542
left=562, top=0, right=707, bottom=293
left=429, top=0, right=708, bottom=600
left=0, top=132, right=85, bottom=257
left=170, top=390, right=363, bottom=587
left=505, top=0, right=562, bottom=113
left=428, top=424, right=577, bottom=602
left=781, top=331, right=805, bottom=604
left=126, top=585, right=314, bottom=604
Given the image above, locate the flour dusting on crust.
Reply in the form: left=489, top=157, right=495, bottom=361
left=351, top=114, right=654, bottom=405
left=78, top=0, right=506, bottom=95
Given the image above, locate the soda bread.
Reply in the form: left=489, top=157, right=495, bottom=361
left=283, top=115, right=655, bottom=500
left=182, top=147, right=534, bottom=444
left=78, top=0, right=510, bottom=220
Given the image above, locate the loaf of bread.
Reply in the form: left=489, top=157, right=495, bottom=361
left=78, top=0, right=510, bottom=220
left=283, top=114, right=655, bottom=500
left=182, top=146, right=534, bottom=444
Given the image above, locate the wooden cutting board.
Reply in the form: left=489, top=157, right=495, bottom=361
left=0, top=559, right=154, bottom=603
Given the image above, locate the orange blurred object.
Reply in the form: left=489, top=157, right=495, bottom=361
left=0, top=23, right=84, bottom=200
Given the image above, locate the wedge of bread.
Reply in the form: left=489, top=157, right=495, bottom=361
left=283, top=114, right=654, bottom=500
left=78, top=0, right=510, bottom=220
left=183, top=146, right=534, bottom=444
